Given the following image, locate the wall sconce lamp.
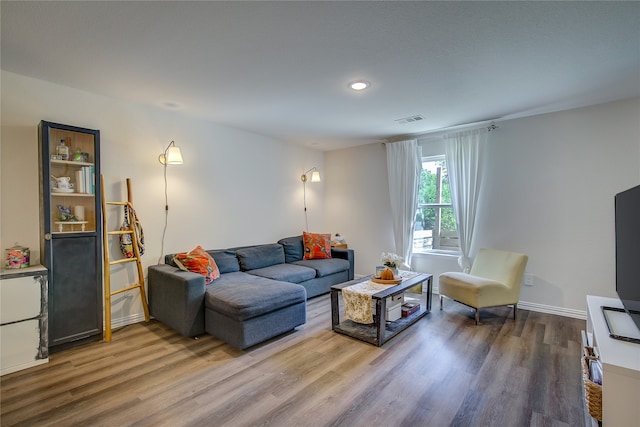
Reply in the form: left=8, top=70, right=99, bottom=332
left=301, top=167, right=321, bottom=183
left=157, top=140, right=184, bottom=263
left=158, top=140, right=184, bottom=165
left=302, top=167, right=320, bottom=231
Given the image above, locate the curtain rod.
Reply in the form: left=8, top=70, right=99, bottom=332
left=383, top=120, right=499, bottom=144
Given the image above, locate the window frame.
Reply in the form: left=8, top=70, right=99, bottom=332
left=414, top=155, right=460, bottom=255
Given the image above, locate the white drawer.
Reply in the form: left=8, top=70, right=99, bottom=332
left=0, top=275, right=42, bottom=323
left=0, top=319, right=47, bottom=375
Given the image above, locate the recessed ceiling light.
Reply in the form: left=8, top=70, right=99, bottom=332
left=349, top=80, right=370, bottom=91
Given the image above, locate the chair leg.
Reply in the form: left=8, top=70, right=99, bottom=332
left=513, top=303, right=517, bottom=320
left=440, top=295, right=443, bottom=310
left=475, top=308, right=480, bottom=325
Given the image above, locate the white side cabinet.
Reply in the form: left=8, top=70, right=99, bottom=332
left=585, top=295, right=640, bottom=426
left=1, top=265, right=49, bottom=375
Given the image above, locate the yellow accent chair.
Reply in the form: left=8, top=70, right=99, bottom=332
left=439, top=248, right=528, bottom=324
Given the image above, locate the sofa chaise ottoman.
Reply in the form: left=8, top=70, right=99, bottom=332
left=204, top=271, right=307, bottom=350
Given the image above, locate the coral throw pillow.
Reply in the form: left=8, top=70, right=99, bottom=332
left=303, top=232, right=332, bottom=260
left=173, top=245, right=220, bottom=285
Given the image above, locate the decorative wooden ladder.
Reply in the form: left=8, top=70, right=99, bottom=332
left=101, top=176, right=150, bottom=342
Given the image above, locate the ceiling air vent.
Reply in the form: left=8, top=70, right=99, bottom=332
left=394, top=115, right=425, bottom=124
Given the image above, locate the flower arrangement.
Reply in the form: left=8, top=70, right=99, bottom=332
left=381, top=252, right=403, bottom=269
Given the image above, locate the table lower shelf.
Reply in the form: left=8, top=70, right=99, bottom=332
left=333, top=306, right=430, bottom=346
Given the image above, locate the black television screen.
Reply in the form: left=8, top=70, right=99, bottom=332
left=615, top=184, right=640, bottom=333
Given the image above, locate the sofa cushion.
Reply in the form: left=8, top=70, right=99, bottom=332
left=207, top=250, right=240, bottom=274
left=277, top=235, right=304, bottom=263
left=247, top=263, right=316, bottom=283
left=173, top=246, right=220, bottom=284
left=293, top=258, right=350, bottom=278
left=205, top=272, right=306, bottom=320
left=236, top=244, right=285, bottom=271
left=303, top=232, right=332, bottom=260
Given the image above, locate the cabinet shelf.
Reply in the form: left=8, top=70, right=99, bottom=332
left=54, top=221, right=88, bottom=232
left=51, top=160, right=94, bottom=167
left=51, top=192, right=94, bottom=197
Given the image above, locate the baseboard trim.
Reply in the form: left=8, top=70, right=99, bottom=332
left=1, top=358, right=48, bottom=376
left=517, top=301, right=586, bottom=320
left=106, top=313, right=149, bottom=330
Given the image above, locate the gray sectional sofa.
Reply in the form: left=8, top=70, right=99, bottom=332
left=148, top=235, right=354, bottom=349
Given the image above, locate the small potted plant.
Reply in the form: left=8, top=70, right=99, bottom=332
left=381, top=252, right=403, bottom=276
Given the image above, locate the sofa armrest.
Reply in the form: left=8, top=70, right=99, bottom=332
left=331, top=248, right=355, bottom=280
left=148, top=264, right=206, bottom=337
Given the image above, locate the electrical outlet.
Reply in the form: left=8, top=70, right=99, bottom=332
left=523, top=272, right=534, bottom=286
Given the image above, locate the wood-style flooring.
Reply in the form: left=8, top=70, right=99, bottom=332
left=1, top=294, right=587, bottom=427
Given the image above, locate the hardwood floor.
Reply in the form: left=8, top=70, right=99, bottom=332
left=1, top=295, right=587, bottom=427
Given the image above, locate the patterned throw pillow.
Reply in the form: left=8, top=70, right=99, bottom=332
left=303, top=232, right=332, bottom=260
left=173, top=245, right=220, bottom=285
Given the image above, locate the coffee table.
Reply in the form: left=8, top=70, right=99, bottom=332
left=331, top=273, right=432, bottom=346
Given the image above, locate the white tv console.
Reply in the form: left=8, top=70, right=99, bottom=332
left=584, top=295, right=640, bottom=426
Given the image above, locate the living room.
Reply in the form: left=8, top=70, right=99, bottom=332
left=1, top=1, right=639, bottom=425
left=2, top=0, right=639, bottom=326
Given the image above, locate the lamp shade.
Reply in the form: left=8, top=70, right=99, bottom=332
left=310, top=170, right=321, bottom=182
left=165, top=146, right=184, bottom=165
left=159, top=141, right=184, bottom=165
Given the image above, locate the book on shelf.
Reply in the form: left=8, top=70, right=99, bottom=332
left=75, top=170, right=85, bottom=193
left=73, top=166, right=95, bottom=194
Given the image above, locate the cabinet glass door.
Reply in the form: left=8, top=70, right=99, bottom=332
left=47, top=128, right=97, bottom=233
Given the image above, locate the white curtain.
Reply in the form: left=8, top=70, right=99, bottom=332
left=444, top=129, right=487, bottom=272
left=386, top=139, right=421, bottom=269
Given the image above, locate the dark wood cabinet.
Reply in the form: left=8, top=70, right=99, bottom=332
left=38, top=121, right=102, bottom=351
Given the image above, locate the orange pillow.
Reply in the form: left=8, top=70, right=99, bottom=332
left=173, top=245, right=220, bottom=285
left=303, top=232, right=332, bottom=260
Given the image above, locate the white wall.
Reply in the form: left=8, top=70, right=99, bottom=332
left=475, top=97, right=640, bottom=314
left=324, top=142, right=394, bottom=276
left=1, top=71, right=324, bottom=325
left=325, top=97, right=640, bottom=315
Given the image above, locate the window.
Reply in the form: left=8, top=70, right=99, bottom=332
left=413, top=156, right=459, bottom=253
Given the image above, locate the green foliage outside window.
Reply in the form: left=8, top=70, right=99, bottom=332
left=416, top=159, right=457, bottom=232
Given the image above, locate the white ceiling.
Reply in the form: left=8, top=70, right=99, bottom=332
left=2, top=1, right=639, bottom=151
